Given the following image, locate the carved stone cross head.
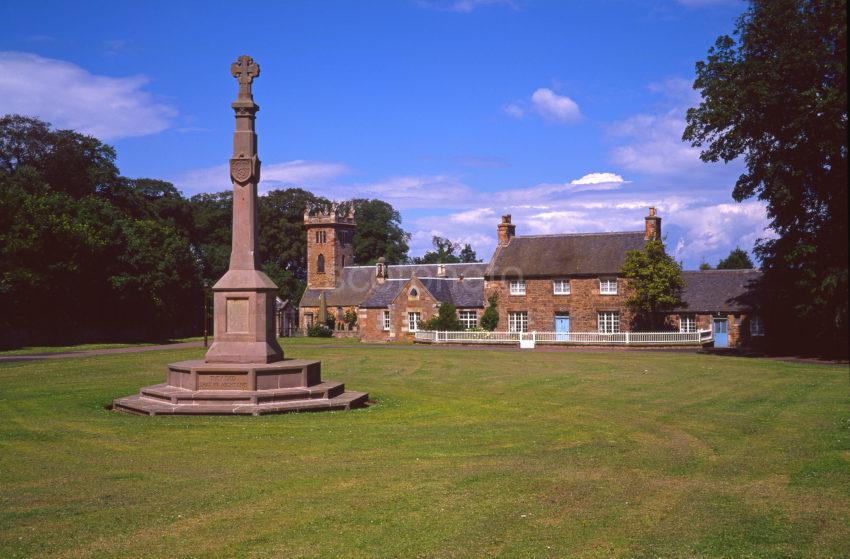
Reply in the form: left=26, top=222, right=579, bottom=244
left=230, top=55, right=260, bottom=99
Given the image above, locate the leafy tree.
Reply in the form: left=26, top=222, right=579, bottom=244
left=351, top=198, right=410, bottom=264
left=259, top=188, right=329, bottom=302
left=423, top=303, right=464, bottom=331
left=343, top=309, right=358, bottom=329
left=683, top=0, right=847, bottom=355
left=413, top=236, right=478, bottom=264
left=699, top=261, right=713, bottom=270
left=479, top=293, right=500, bottom=331
left=717, top=247, right=755, bottom=269
left=621, top=239, right=685, bottom=330
left=0, top=115, right=203, bottom=347
left=459, top=244, right=480, bottom=263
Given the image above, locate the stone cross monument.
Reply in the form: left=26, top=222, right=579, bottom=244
left=204, top=55, right=284, bottom=364
left=113, top=55, right=367, bottom=416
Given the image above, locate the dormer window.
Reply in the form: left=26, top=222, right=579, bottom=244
left=509, top=280, right=526, bottom=295
left=599, top=278, right=618, bottom=295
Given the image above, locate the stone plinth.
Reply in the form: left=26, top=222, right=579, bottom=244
left=204, top=269, right=283, bottom=364
left=113, top=359, right=368, bottom=416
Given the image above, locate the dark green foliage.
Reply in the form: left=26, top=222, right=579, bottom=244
left=0, top=115, right=415, bottom=348
left=459, top=243, right=480, bottom=263
left=479, top=293, right=500, bottom=331
left=306, top=323, right=333, bottom=337
left=423, top=303, right=464, bottom=331
left=717, top=247, right=755, bottom=270
left=351, top=198, right=410, bottom=264
left=621, top=239, right=685, bottom=330
left=343, top=309, right=358, bottom=328
left=699, top=261, right=713, bottom=270
left=683, top=0, right=847, bottom=355
left=0, top=115, right=202, bottom=347
left=413, top=236, right=479, bottom=264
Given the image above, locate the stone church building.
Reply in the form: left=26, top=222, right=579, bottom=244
left=298, top=206, right=763, bottom=348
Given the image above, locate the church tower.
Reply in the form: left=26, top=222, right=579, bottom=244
left=304, top=204, right=356, bottom=289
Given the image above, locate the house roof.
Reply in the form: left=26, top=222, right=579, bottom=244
left=299, top=262, right=488, bottom=307
left=676, top=269, right=762, bottom=312
left=485, top=231, right=647, bottom=278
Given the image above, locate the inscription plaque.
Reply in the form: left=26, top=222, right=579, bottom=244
left=198, top=374, right=249, bottom=390
left=226, top=298, right=249, bottom=333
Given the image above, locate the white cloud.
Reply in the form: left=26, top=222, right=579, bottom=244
left=0, top=51, right=176, bottom=140
left=609, top=109, right=705, bottom=175
left=418, top=0, right=519, bottom=12
left=344, top=174, right=475, bottom=209
left=502, top=103, right=524, bottom=118
left=670, top=201, right=773, bottom=263
left=174, top=160, right=351, bottom=196
left=449, top=207, right=496, bottom=223
left=570, top=172, right=626, bottom=186
left=530, top=88, right=581, bottom=123
left=647, top=77, right=701, bottom=105
left=676, top=0, right=742, bottom=7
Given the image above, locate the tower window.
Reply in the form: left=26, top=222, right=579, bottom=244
left=315, top=230, right=327, bottom=244
left=317, top=254, right=325, bottom=274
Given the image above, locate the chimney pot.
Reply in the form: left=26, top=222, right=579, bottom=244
left=497, top=214, right=517, bottom=246
left=645, top=207, right=661, bottom=241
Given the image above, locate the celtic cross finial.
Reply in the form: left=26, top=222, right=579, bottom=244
left=230, top=55, right=260, bottom=100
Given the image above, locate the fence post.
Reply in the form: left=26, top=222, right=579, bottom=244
left=626, top=331, right=630, bottom=344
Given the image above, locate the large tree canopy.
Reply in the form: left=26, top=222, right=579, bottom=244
left=0, top=115, right=415, bottom=348
left=717, top=247, right=755, bottom=270
left=412, top=236, right=479, bottom=264
left=351, top=198, right=410, bottom=265
left=683, top=0, right=847, bottom=355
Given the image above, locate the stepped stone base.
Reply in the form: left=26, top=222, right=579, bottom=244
left=112, top=359, right=368, bottom=416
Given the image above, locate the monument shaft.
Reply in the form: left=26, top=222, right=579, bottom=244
left=204, top=55, right=283, bottom=364
left=112, top=54, right=368, bottom=415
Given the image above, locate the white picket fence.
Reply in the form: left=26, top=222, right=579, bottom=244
left=414, top=329, right=713, bottom=346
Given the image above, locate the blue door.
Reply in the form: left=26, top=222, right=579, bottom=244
left=713, top=318, right=729, bottom=348
left=555, top=313, right=570, bottom=341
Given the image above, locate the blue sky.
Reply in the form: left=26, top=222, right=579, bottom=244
left=0, top=0, right=769, bottom=267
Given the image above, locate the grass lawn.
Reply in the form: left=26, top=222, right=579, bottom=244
left=1, top=341, right=848, bottom=558
left=0, top=338, right=210, bottom=357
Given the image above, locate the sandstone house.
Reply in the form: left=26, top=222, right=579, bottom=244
left=298, top=206, right=763, bottom=348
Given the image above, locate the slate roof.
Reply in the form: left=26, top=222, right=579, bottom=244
left=485, top=232, right=647, bottom=278
left=299, top=262, right=488, bottom=307
left=418, top=278, right=485, bottom=308
left=675, top=269, right=762, bottom=312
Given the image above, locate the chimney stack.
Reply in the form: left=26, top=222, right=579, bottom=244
left=375, top=257, right=387, bottom=283
left=437, top=263, right=446, bottom=277
left=497, top=214, right=516, bottom=246
left=645, top=207, right=661, bottom=241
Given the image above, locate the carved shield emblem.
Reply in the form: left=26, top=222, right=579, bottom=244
left=230, top=158, right=253, bottom=184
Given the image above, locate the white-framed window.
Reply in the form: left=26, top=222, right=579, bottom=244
left=382, top=310, right=391, bottom=331
left=679, top=315, right=696, bottom=333
left=509, top=280, right=526, bottom=295
left=598, top=311, right=620, bottom=333
left=553, top=279, right=571, bottom=295
left=599, top=278, right=618, bottom=295
left=459, top=310, right=477, bottom=330
left=408, top=312, right=421, bottom=332
left=750, top=315, right=765, bottom=336
left=508, top=311, right=528, bottom=332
